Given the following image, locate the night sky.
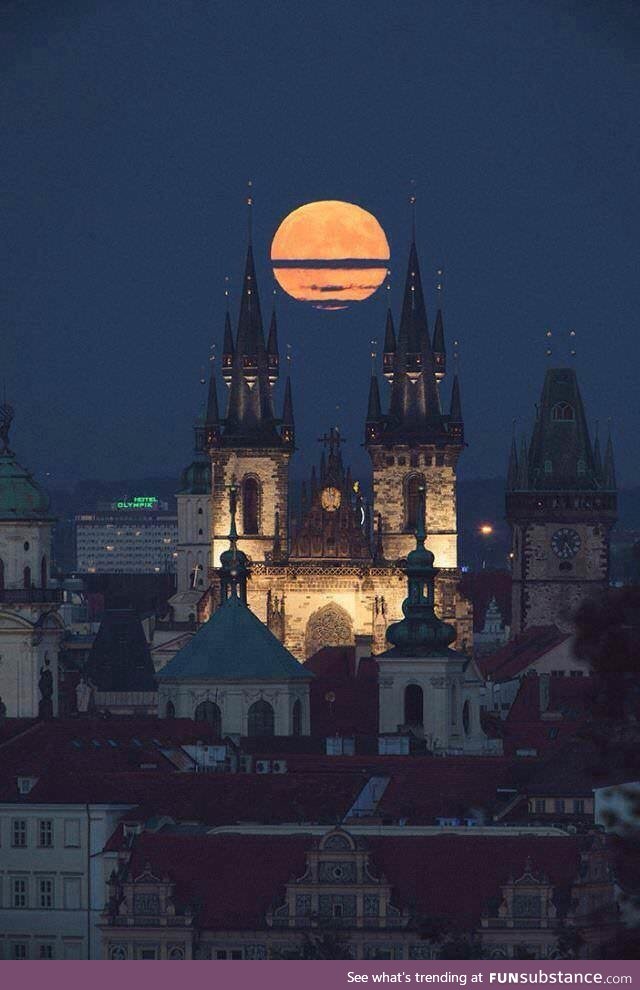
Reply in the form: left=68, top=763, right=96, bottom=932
left=4, top=0, right=639, bottom=492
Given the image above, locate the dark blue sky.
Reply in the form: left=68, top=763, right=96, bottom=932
left=4, top=0, right=639, bottom=491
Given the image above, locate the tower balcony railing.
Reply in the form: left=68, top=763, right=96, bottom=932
left=0, top=587, right=64, bottom=605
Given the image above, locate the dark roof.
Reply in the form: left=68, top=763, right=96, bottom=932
left=478, top=625, right=570, bottom=681
left=157, top=594, right=313, bottom=682
left=85, top=609, right=156, bottom=692
left=307, top=646, right=378, bottom=737
left=524, top=368, right=601, bottom=492
left=121, top=831, right=583, bottom=932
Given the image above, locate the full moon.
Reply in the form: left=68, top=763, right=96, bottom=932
left=271, top=200, right=390, bottom=310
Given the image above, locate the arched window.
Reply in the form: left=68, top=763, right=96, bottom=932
left=165, top=700, right=175, bottom=719
left=292, top=699, right=302, bottom=736
left=248, top=699, right=275, bottom=737
left=552, top=402, right=574, bottom=421
left=242, top=477, right=260, bottom=535
left=404, top=684, right=423, bottom=726
left=197, top=506, right=203, bottom=515
left=462, top=700, right=471, bottom=735
left=194, top=700, right=221, bottom=736
left=405, top=475, right=425, bottom=531
left=23, top=565, right=31, bottom=590
left=40, top=555, right=47, bottom=590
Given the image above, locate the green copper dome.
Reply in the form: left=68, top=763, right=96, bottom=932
left=0, top=452, right=51, bottom=520
left=178, top=457, right=211, bottom=495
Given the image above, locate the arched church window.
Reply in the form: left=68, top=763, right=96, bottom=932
left=242, top=477, right=260, bottom=535
left=544, top=460, right=552, bottom=475
left=577, top=459, right=586, bottom=475
left=23, top=565, right=31, bottom=590
left=404, top=684, right=423, bottom=726
left=165, top=700, right=175, bottom=719
left=197, top=507, right=203, bottom=515
left=405, top=475, right=425, bottom=532
left=292, top=699, right=302, bottom=736
left=552, top=402, right=574, bottom=421
left=248, top=699, right=274, bottom=737
left=194, top=700, right=221, bottom=736
left=40, top=555, right=47, bottom=590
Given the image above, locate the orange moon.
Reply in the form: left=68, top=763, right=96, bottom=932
left=271, top=200, right=390, bottom=310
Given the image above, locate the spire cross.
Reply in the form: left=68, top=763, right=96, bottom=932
left=285, top=343, right=292, bottom=368
left=453, top=338, right=460, bottom=375
left=409, top=179, right=417, bottom=240
left=435, top=267, right=444, bottom=306
left=370, top=338, right=378, bottom=374
left=317, top=427, right=346, bottom=454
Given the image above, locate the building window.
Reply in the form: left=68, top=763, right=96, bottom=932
left=0, top=556, right=4, bottom=593
left=573, top=799, right=585, bottom=814
left=40, top=555, right=48, bottom=589
left=231, top=950, right=242, bottom=960
left=194, top=700, right=221, bottom=736
left=12, top=877, right=28, bottom=908
left=12, top=819, right=27, bottom=847
left=534, top=799, right=546, bottom=814
left=405, top=474, right=425, bottom=531
left=110, top=945, right=127, bottom=960
left=292, top=699, right=302, bottom=737
left=552, top=402, right=574, bottom=421
left=247, top=699, right=275, bottom=737
left=12, top=943, right=28, bottom=960
left=140, top=947, right=158, bottom=960
left=38, top=944, right=55, bottom=959
left=39, top=820, right=53, bottom=847
left=544, top=460, right=552, bottom=474
left=63, top=876, right=82, bottom=910
left=168, top=946, right=185, bottom=960
left=404, top=684, right=423, bottom=726
left=577, top=459, right=586, bottom=475
left=64, top=819, right=81, bottom=848
left=216, top=950, right=227, bottom=959
left=165, top=700, right=176, bottom=719
left=554, top=799, right=566, bottom=814
left=242, top=477, right=260, bottom=535
left=23, top=565, right=31, bottom=589
left=38, top=877, right=54, bottom=908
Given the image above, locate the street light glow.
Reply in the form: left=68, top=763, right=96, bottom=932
left=479, top=524, right=493, bottom=536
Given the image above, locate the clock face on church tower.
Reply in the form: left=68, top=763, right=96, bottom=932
left=321, top=486, right=342, bottom=512
left=550, top=528, right=581, bottom=559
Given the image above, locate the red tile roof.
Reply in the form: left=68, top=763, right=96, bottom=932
left=478, top=626, right=570, bottom=682
left=121, top=831, right=583, bottom=932
left=307, top=647, right=378, bottom=737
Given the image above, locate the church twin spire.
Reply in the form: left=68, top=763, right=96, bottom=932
left=206, top=243, right=294, bottom=451
left=366, top=238, right=463, bottom=446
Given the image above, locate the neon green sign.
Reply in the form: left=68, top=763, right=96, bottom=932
left=115, top=496, right=159, bottom=510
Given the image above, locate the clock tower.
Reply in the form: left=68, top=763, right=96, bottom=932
left=506, top=367, right=617, bottom=633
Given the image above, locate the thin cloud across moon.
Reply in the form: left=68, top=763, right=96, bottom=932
left=271, top=200, right=390, bottom=310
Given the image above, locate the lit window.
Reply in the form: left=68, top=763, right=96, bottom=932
left=552, top=402, right=574, bottom=421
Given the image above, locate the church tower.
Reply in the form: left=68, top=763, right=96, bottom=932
left=208, top=243, right=294, bottom=568
left=169, top=412, right=212, bottom=622
left=506, top=367, right=617, bottom=633
left=365, top=238, right=464, bottom=568
left=0, top=404, right=64, bottom=717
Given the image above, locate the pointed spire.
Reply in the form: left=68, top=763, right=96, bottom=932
left=517, top=437, right=529, bottom=490
left=604, top=427, right=616, bottom=490
left=205, top=366, right=221, bottom=448
left=281, top=375, right=294, bottom=446
left=222, top=309, right=234, bottom=388
left=448, top=374, right=464, bottom=444
left=310, top=465, right=318, bottom=497
left=432, top=308, right=446, bottom=382
left=219, top=483, right=249, bottom=604
left=382, top=308, right=396, bottom=384
left=507, top=435, right=519, bottom=491
left=399, top=240, right=430, bottom=357
left=266, top=306, right=279, bottom=387
left=593, top=423, right=603, bottom=480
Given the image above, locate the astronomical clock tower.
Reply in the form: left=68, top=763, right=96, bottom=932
left=506, top=367, right=617, bottom=633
